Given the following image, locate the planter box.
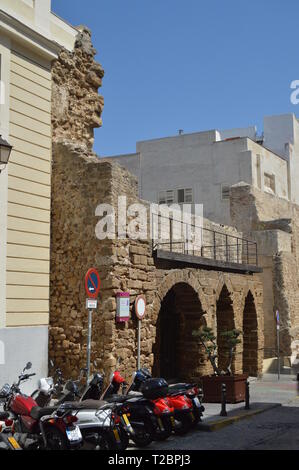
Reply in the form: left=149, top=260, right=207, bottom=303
left=201, top=374, right=248, bottom=404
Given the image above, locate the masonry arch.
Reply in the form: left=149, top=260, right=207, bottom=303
left=152, top=281, right=207, bottom=381
left=216, top=285, right=236, bottom=373
left=242, top=291, right=258, bottom=376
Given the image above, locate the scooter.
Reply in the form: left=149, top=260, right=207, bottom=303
left=0, top=363, right=83, bottom=450
left=127, top=368, right=204, bottom=434
left=105, top=369, right=175, bottom=442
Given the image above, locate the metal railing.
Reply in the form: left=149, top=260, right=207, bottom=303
left=151, top=213, right=258, bottom=266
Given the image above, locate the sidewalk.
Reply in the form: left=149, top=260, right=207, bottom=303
left=199, top=373, right=298, bottom=431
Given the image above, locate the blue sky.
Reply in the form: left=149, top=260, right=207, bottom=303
left=52, top=0, right=299, bottom=157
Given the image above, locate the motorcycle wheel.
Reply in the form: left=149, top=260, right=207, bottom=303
left=99, top=427, right=129, bottom=451
left=154, top=416, right=173, bottom=441
left=130, top=415, right=154, bottom=448
left=174, top=414, right=193, bottom=435
left=132, top=427, right=153, bottom=448
left=191, top=408, right=201, bottom=427
left=43, top=426, right=68, bottom=450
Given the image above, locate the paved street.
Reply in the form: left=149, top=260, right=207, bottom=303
left=135, top=375, right=299, bottom=450
left=147, top=400, right=299, bottom=450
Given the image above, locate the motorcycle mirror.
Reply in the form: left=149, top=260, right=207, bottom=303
left=25, top=362, right=32, bottom=371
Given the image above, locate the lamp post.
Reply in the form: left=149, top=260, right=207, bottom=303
left=0, top=135, right=12, bottom=172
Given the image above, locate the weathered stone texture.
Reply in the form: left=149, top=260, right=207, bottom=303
left=50, top=146, right=263, bottom=382
left=52, top=26, right=104, bottom=152
left=230, top=183, right=299, bottom=360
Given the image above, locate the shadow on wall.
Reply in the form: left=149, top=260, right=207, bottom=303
left=152, top=282, right=207, bottom=381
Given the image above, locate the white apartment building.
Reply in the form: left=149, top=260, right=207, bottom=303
left=107, top=114, right=299, bottom=226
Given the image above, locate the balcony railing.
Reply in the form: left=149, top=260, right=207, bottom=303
left=151, top=213, right=258, bottom=267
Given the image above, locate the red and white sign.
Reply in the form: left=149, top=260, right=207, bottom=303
left=85, top=268, right=101, bottom=299
left=116, top=292, right=130, bottom=323
left=135, top=295, right=146, bottom=321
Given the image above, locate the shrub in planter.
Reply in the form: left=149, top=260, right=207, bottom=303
left=192, top=326, right=247, bottom=403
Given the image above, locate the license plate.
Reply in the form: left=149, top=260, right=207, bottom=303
left=193, top=397, right=200, bottom=407
left=66, top=426, right=82, bottom=442
left=8, top=437, right=21, bottom=450
left=170, top=416, right=175, bottom=427
left=190, top=412, right=195, bottom=422
left=113, top=428, right=121, bottom=443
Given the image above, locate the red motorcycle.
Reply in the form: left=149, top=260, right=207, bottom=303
left=128, top=369, right=204, bottom=435
left=102, top=370, right=175, bottom=441
left=0, top=362, right=83, bottom=450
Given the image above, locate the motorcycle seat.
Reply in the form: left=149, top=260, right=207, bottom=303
left=30, top=406, right=57, bottom=420
left=105, top=395, right=128, bottom=404
left=127, top=391, right=143, bottom=397
left=63, top=400, right=107, bottom=410
left=168, top=383, right=193, bottom=391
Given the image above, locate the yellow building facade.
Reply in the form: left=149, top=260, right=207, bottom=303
left=0, top=0, right=77, bottom=387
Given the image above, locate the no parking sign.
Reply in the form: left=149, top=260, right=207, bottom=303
left=85, top=268, right=101, bottom=300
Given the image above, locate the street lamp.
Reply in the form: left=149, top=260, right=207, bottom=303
left=0, top=135, right=12, bottom=173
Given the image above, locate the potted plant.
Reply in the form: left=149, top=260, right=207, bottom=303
left=192, top=326, right=248, bottom=403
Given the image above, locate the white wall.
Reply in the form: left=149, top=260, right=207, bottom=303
left=263, top=114, right=299, bottom=204
left=249, top=140, right=289, bottom=200
left=107, top=116, right=292, bottom=226
left=135, top=132, right=254, bottom=225
left=219, top=126, right=257, bottom=141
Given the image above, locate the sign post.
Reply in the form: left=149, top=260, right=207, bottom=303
left=85, top=268, right=101, bottom=382
left=135, top=295, right=146, bottom=370
left=276, top=310, right=280, bottom=381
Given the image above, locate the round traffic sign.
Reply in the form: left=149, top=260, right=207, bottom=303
left=135, top=295, right=146, bottom=320
left=85, top=268, right=101, bottom=299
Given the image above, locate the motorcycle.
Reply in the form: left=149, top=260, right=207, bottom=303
left=0, top=411, right=22, bottom=450
left=168, top=382, right=205, bottom=427
left=127, top=368, right=204, bottom=435
left=0, top=362, right=83, bottom=450
left=32, top=366, right=132, bottom=450
left=104, top=369, right=175, bottom=443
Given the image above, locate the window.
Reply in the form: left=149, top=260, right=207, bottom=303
left=264, top=173, right=276, bottom=194
left=221, top=185, right=231, bottom=200
left=178, top=188, right=193, bottom=204
left=159, top=190, right=175, bottom=204
left=158, top=188, right=193, bottom=205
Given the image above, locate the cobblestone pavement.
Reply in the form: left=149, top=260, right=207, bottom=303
left=146, top=399, right=299, bottom=450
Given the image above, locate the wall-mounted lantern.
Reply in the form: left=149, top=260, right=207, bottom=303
left=0, top=135, right=12, bottom=173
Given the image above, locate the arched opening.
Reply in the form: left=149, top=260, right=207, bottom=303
left=243, top=291, right=258, bottom=376
left=153, top=282, right=206, bottom=381
left=216, top=285, right=235, bottom=373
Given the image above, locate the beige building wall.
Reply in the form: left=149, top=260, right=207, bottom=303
left=6, top=44, right=52, bottom=328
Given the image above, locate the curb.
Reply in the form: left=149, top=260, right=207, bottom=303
left=198, top=403, right=282, bottom=431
